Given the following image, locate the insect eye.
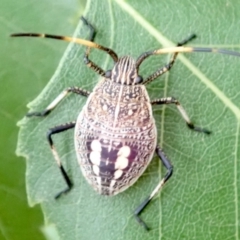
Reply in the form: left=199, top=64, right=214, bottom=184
left=105, top=70, right=112, bottom=78
left=135, top=76, right=143, bottom=84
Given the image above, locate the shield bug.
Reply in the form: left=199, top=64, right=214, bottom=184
left=11, top=17, right=240, bottom=230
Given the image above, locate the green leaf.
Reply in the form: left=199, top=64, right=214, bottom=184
left=0, top=0, right=81, bottom=239
left=17, top=0, right=240, bottom=239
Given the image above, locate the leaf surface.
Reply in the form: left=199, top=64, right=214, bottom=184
left=17, top=0, right=240, bottom=239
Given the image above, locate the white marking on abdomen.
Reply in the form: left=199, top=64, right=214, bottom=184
left=114, top=169, right=123, bottom=179
left=115, top=156, right=129, bottom=169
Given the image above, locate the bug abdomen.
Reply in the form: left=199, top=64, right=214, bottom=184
left=75, top=118, right=156, bottom=195
left=74, top=80, right=157, bottom=195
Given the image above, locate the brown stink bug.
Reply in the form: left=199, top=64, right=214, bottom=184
left=11, top=17, right=240, bottom=230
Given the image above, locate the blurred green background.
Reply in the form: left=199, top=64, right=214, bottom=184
left=0, top=1, right=85, bottom=239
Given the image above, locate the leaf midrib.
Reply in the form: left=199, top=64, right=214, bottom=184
left=115, top=0, right=240, bottom=119
left=115, top=0, right=239, bottom=238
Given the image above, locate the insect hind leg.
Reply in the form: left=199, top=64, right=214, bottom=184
left=134, top=146, right=173, bottom=230
left=47, top=121, right=76, bottom=199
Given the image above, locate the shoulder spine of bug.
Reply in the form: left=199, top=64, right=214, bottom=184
left=11, top=16, right=240, bottom=230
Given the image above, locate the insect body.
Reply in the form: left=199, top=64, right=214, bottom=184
left=11, top=17, right=240, bottom=230
left=75, top=57, right=156, bottom=196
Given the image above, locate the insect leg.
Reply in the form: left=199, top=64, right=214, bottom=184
left=47, top=121, right=76, bottom=199
left=151, top=97, right=211, bottom=134
left=134, top=146, right=173, bottom=231
left=139, top=34, right=196, bottom=85
left=27, top=87, right=90, bottom=117
left=81, top=17, right=106, bottom=77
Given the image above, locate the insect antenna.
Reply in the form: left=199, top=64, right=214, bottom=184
left=136, top=46, right=240, bottom=68
left=10, top=33, right=118, bottom=62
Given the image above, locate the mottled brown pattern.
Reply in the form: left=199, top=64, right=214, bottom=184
left=74, top=57, right=157, bottom=195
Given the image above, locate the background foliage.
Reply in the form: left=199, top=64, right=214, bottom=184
left=0, top=0, right=84, bottom=239
left=1, top=0, right=240, bottom=240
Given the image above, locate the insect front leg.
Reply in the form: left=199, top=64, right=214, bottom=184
left=27, top=87, right=90, bottom=117
left=47, top=121, right=76, bottom=199
left=137, top=34, right=196, bottom=85
left=151, top=97, right=211, bottom=134
left=81, top=17, right=106, bottom=76
left=134, top=146, right=173, bottom=230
